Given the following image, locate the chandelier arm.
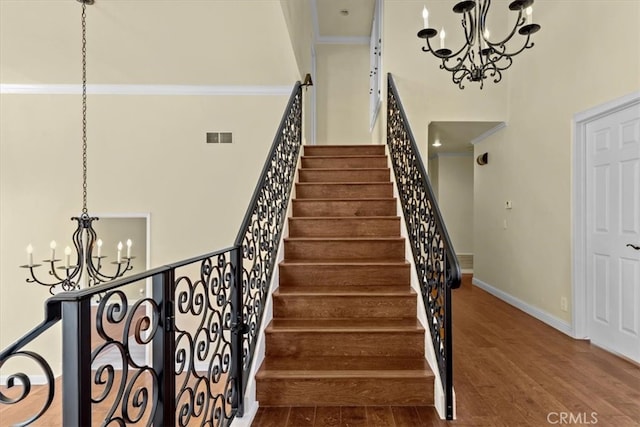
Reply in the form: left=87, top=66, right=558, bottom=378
left=463, top=8, right=475, bottom=47
left=451, top=68, right=471, bottom=89
left=491, top=34, right=534, bottom=59
left=439, top=48, right=472, bottom=72
left=484, top=54, right=514, bottom=73
left=487, top=10, right=525, bottom=50
left=25, top=267, right=67, bottom=290
left=422, top=13, right=474, bottom=61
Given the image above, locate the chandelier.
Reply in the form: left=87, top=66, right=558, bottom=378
left=417, top=0, right=541, bottom=89
left=21, top=0, right=134, bottom=294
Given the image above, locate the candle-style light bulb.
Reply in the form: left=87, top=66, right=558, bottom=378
left=97, top=238, right=103, bottom=258
left=525, top=6, right=533, bottom=24
left=482, top=28, right=490, bottom=49
left=126, top=239, right=132, bottom=259
left=440, top=27, right=446, bottom=49
left=64, top=246, right=72, bottom=269
left=422, top=6, right=429, bottom=28
left=117, top=241, right=123, bottom=263
left=50, top=240, right=57, bottom=260
left=27, top=244, right=33, bottom=266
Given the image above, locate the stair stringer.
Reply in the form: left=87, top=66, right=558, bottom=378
left=232, top=150, right=303, bottom=427
left=385, top=145, right=456, bottom=420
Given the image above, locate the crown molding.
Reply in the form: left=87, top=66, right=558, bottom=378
left=0, top=84, right=292, bottom=96
left=316, top=36, right=370, bottom=45
left=470, top=122, right=507, bottom=145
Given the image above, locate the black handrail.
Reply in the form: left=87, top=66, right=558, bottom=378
left=387, top=73, right=460, bottom=420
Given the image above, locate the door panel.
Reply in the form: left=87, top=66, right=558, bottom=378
left=586, top=102, right=640, bottom=363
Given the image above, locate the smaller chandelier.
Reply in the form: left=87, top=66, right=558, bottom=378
left=20, top=0, right=134, bottom=294
left=417, top=0, right=541, bottom=89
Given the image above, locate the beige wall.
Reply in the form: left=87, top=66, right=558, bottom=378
left=0, top=0, right=298, bottom=85
left=280, top=0, right=313, bottom=78
left=280, top=0, right=315, bottom=145
left=474, top=0, right=640, bottom=323
left=435, top=155, right=474, bottom=255
left=316, top=44, right=371, bottom=145
left=0, top=0, right=298, bottom=374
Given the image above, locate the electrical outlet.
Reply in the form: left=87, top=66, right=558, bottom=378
left=560, top=297, right=568, bottom=312
left=503, top=219, right=508, bottom=229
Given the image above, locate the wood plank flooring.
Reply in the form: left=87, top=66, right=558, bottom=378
left=252, top=275, right=640, bottom=426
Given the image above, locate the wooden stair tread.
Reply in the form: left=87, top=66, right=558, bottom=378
left=279, top=259, right=410, bottom=265
left=301, top=155, right=387, bottom=159
left=256, top=370, right=433, bottom=380
left=292, top=197, right=396, bottom=202
left=275, top=285, right=414, bottom=295
left=285, top=237, right=404, bottom=242
left=300, top=167, right=389, bottom=171
left=289, top=216, right=400, bottom=220
left=267, top=318, right=423, bottom=332
left=259, top=356, right=429, bottom=371
left=296, top=182, right=392, bottom=186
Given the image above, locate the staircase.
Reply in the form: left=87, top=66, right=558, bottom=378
left=255, top=145, right=434, bottom=407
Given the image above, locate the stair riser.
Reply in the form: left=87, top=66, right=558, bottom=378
left=296, top=183, right=393, bottom=199
left=299, top=169, right=389, bottom=183
left=273, top=295, right=416, bottom=319
left=292, top=200, right=396, bottom=217
left=289, top=218, right=400, bottom=238
left=284, top=240, right=405, bottom=261
left=301, top=157, right=387, bottom=169
left=257, top=378, right=433, bottom=406
left=279, top=264, right=411, bottom=286
left=304, top=146, right=385, bottom=156
left=265, top=331, right=424, bottom=357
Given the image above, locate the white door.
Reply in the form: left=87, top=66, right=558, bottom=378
left=586, top=102, right=640, bottom=362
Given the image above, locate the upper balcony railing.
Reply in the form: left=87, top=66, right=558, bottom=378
left=0, top=81, right=303, bottom=427
left=387, top=73, right=461, bottom=420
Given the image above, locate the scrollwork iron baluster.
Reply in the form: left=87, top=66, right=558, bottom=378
left=387, top=74, right=461, bottom=420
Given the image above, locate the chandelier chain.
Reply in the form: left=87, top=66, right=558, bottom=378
left=81, top=0, right=88, bottom=214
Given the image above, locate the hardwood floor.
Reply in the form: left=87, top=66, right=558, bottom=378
left=252, top=275, right=640, bottom=426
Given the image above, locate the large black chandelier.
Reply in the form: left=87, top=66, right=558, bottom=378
left=417, top=0, right=541, bottom=89
left=21, top=0, right=134, bottom=294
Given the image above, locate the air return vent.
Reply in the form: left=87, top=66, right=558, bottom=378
left=206, top=132, right=233, bottom=144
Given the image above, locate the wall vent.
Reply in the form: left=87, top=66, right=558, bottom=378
left=220, top=132, right=233, bottom=144
left=206, top=132, right=219, bottom=144
left=206, top=132, right=233, bottom=144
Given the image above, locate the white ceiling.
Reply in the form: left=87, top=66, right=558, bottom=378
left=428, top=121, right=504, bottom=155
left=315, top=0, right=376, bottom=39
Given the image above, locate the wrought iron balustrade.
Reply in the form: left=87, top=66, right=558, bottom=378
left=387, top=73, right=461, bottom=420
left=0, top=81, right=303, bottom=426
left=234, top=82, right=302, bottom=385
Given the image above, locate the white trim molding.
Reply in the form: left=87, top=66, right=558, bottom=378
left=472, top=277, right=574, bottom=337
left=572, top=90, right=640, bottom=339
left=470, top=122, right=507, bottom=145
left=0, top=84, right=292, bottom=96
left=316, top=36, right=370, bottom=45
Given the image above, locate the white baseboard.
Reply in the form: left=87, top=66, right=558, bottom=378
left=471, top=278, right=574, bottom=337
left=232, top=401, right=259, bottom=427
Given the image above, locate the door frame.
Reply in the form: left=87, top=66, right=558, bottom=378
left=572, top=91, right=640, bottom=339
